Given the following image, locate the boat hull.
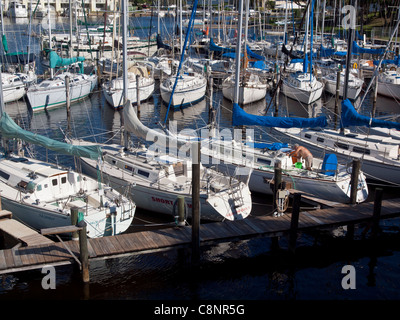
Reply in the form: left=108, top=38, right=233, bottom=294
left=281, top=79, right=323, bottom=104
left=26, top=75, right=97, bottom=112
left=103, top=79, right=155, bottom=108
left=79, top=155, right=252, bottom=222
left=222, top=81, right=267, bottom=105
left=324, top=79, right=362, bottom=100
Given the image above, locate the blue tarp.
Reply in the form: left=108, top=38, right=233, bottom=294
left=340, top=99, right=400, bottom=130
left=352, top=41, right=385, bottom=55
left=246, top=142, right=289, bottom=150
left=232, top=103, right=328, bottom=128
left=246, top=45, right=265, bottom=61
left=373, top=56, right=400, bottom=66
left=209, top=38, right=235, bottom=53
left=321, top=154, right=338, bottom=176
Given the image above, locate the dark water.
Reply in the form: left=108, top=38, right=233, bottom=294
left=1, top=15, right=400, bottom=305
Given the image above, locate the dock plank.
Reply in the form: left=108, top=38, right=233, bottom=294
left=2, top=198, right=400, bottom=275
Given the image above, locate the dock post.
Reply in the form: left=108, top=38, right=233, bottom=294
left=372, top=188, right=383, bottom=237
left=65, top=75, right=71, bottom=131
left=289, top=193, right=301, bottom=253
left=77, top=220, right=89, bottom=283
left=350, top=159, right=361, bottom=204
left=70, top=207, right=79, bottom=241
left=273, top=161, right=282, bottom=213
left=177, top=195, right=186, bottom=227
left=191, top=142, right=201, bottom=266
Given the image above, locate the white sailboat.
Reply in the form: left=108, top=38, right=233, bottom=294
left=102, top=65, right=155, bottom=109
left=8, top=1, right=28, bottom=18
left=1, top=73, right=27, bottom=103
left=0, top=112, right=135, bottom=239
left=222, top=72, right=268, bottom=105
left=274, top=99, right=400, bottom=185
left=377, top=69, right=400, bottom=100
left=160, top=71, right=207, bottom=109
left=322, top=70, right=363, bottom=100
left=281, top=1, right=323, bottom=105
left=281, top=72, right=324, bottom=104
left=27, top=71, right=97, bottom=112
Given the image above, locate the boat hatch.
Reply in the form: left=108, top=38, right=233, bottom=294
left=10, top=157, right=29, bottom=163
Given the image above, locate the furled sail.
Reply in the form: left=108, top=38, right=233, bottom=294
left=340, top=99, right=400, bottom=130
left=232, top=103, right=327, bottom=128
left=122, top=101, right=187, bottom=148
left=49, top=50, right=85, bottom=69
left=0, top=112, right=101, bottom=159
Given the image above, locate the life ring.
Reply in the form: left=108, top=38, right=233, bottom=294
left=352, top=62, right=358, bottom=69
left=390, top=66, right=396, bottom=71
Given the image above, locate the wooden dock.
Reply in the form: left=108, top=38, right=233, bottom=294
left=1, top=195, right=400, bottom=277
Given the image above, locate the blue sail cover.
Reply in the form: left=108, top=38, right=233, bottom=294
left=246, top=45, right=265, bottom=61
left=209, top=38, right=235, bottom=53
left=232, top=103, right=328, bottom=128
left=352, top=41, right=385, bottom=55
left=340, top=99, right=400, bottom=130
left=49, top=50, right=85, bottom=69
left=0, top=112, right=102, bottom=160
left=373, top=56, right=400, bottom=66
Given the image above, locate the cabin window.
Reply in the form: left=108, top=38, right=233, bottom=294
left=257, top=158, right=271, bottom=166
left=0, top=170, right=10, bottom=180
left=304, top=134, right=312, bottom=139
left=52, top=179, right=58, bottom=186
left=125, top=165, right=134, bottom=172
left=37, top=185, right=42, bottom=191
left=334, top=142, right=349, bottom=150
left=61, top=177, right=67, bottom=184
left=137, top=169, right=150, bottom=178
left=317, top=137, right=325, bottom=143
left=352, top=146, right=370, bottom=155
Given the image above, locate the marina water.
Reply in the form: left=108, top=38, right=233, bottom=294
left=1, top=15, right=400, bottom=302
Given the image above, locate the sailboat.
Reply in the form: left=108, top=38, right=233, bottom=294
left=322, top=69, right=363, bottom=100
left=274, top=99, right=400, bottom=185
left=102, top=63, right=155, bottom=109
left=26, top=1, right=97, bottom=112
left=0, top=100, right=135, bottom=238
left=281, top=0, right=323, bottom=105
left=159, top=0, right=207, bottom=110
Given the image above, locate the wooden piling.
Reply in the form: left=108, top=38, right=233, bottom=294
left=77, top=220, right=89, bottom=283
left=70, top=207, right=79, bottom=241
left=372, top=66, right=378, bottom=117
left=273, top=161, right=282, bottom=212
left=289, top=193, right=301, bottom=253
left=191, top=142, right=201, bottom=265
left=350, top=159, right=361, bottom=204
left=177, top=195, right=186, bottom=227
left=372, top=188, right=383, bottom=237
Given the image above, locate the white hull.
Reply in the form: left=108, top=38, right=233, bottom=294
left=274, top=127, right=400, bottom=185
left=160, top=73, right=207, bottom=108
left=103, top=78, right=155, bottom=108
left=281, top=77, right=323, bottom=104
left=2, top=85, right=25, bottom=103
left=27, top=74, right=97, bottom=112
left=377, top=82, right=400, bottom=100
left=222, top=76, right=267, bottom=105
left=324, top=79, right=362, bottom=100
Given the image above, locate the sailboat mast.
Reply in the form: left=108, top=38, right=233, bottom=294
left=122, top=0, right=128, bottom=102
left=69, top=0, right=73, bottom=58
left=343, top=0, right=356, bottom=101
left=233, top=0, right=244, bottom=105
left=47, top=0, right=54, bottom=78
